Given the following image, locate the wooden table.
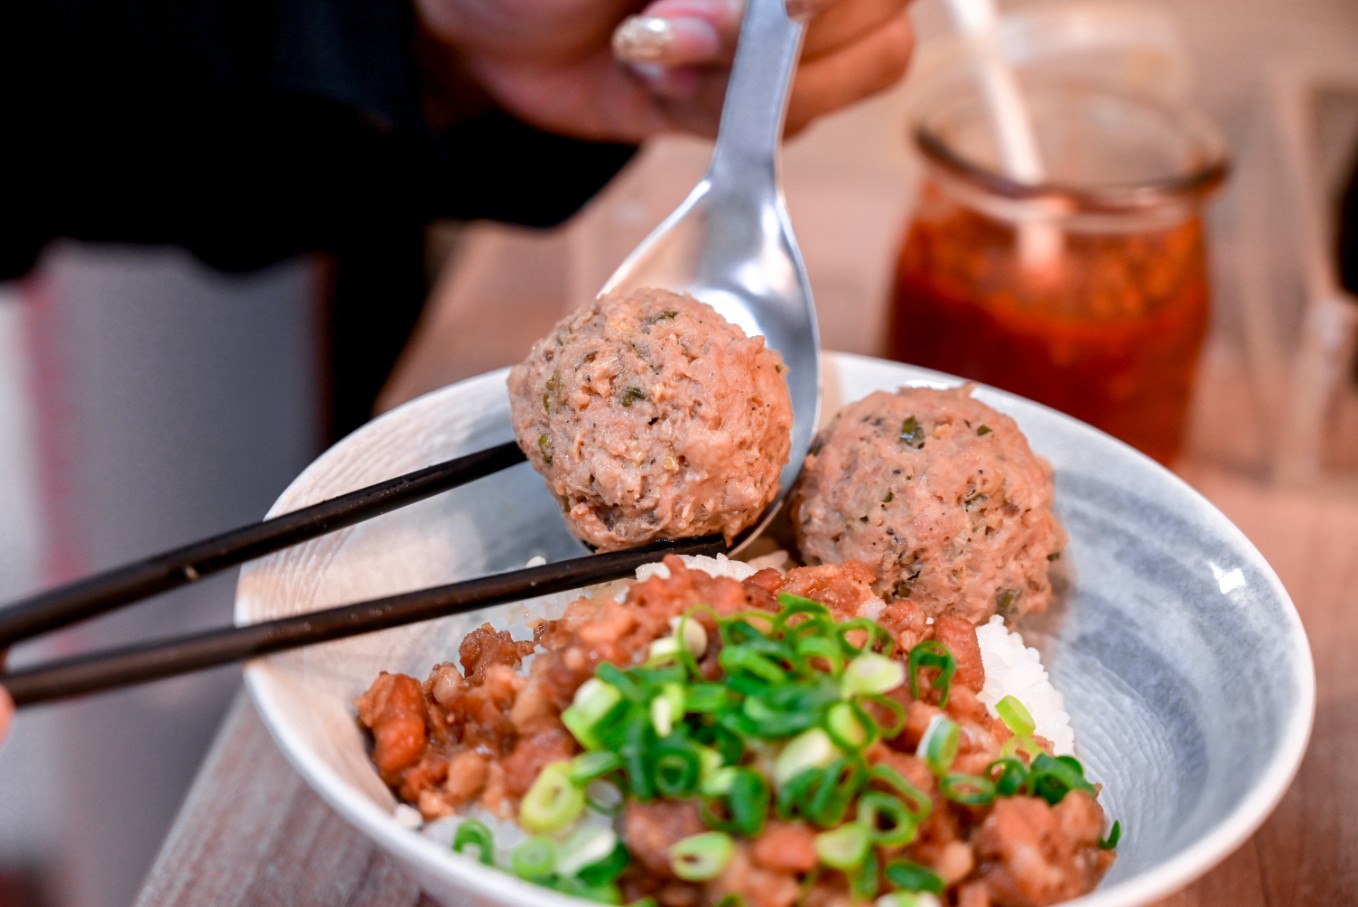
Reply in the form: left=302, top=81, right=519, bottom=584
left=133, top=369, right=1358, bottom=907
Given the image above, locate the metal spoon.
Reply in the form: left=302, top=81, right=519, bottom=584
left=602, top=0, right=822, bottom=549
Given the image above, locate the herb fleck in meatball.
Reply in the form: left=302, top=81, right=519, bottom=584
left=789, top=385, right=1065, bottom=622
left=508, top=288, right=793, bottom=551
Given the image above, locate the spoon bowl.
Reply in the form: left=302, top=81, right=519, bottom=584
left=602, top=0, right=821, bottom=550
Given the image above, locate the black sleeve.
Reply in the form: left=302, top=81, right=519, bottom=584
left=4, top=0, right=636, bottom=278
left=1338, top=142, right=1358, bottom=299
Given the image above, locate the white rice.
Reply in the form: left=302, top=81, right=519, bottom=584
left=975, top=615, right=1075, bottom=755
left=633, top=551, right=790, bottom=584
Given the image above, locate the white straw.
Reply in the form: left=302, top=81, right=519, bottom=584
left=941, top=0, right=1062, bottom=271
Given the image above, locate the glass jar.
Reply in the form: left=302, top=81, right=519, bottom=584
left=886, top=75, right=1228, bottom=465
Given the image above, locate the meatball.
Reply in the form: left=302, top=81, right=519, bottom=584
left=789, top=385, right=1065, bottom=623
left=507, top=288, right=793, bottom=551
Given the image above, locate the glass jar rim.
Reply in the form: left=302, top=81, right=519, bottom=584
left=911, top=82, right=1229, bottom=215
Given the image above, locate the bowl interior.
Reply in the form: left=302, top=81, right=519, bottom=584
left=238, top=352, right=1313, bottom=907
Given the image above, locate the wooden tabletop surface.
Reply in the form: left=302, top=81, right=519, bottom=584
left=132, top=358, right=1358, bottom=906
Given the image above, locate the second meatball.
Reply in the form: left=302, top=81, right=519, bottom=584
left=789, top=385, right=1065, bottom=623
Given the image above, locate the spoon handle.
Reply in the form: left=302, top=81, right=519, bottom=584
left=708, top=0, right=806, bottom=189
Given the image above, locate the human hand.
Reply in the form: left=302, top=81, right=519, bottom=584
left=415, top=0, right=915, bottom=144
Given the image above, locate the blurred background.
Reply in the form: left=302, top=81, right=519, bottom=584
left=1, top=0, right=1355, bottom=905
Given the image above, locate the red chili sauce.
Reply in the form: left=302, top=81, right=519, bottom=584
left=886, top=185, right=1211, bottom=465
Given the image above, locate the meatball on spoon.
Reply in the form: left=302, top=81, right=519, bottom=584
left=601, top=0, right=822, bottom=551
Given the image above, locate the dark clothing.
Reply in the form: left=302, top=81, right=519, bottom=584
left=1339, top=143, right=1358, bottom=299
left=6, top=0, right=634, bottom=277
left=6, top=0, right=636, bottom=437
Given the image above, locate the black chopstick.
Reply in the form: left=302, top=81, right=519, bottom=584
left=2, top=534, right=727, bottom=707
left=0, top=441, right=528, bottom=649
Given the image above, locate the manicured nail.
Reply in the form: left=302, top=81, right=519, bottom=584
left=612, top=15, right=721, bottom=66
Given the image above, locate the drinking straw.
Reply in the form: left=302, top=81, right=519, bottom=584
left=942, top=0, right=1062, bottom=270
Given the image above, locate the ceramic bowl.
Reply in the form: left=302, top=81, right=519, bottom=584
left=237, top=352, right=1314, bottom=907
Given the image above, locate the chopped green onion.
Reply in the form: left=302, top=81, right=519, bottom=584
left=596, top=663, right=646, bottom=702
left=907, top=641, right=956, bottom=707
left=775, top=767, right=820, bottom=822
left=684, top=683, right=729, bottom=714
left=985, top=758, right=1029, bottom=797
left=860, top=693, right=907, bottom=737
left=646, top=636, right=683, bottom=667
left=700, top=767, right=770, bottom=837
left=774, top=728, right=839, bottom=785
left=1098, top=819, right=1123, bottom=850
left=577, top=842, right=630, bottom=887
left=555, top=826, right=620, bottom=877
left=1026, top=754, right=1097, bottom=806
left=719, top=646, right=787, bottom=686
left=570, top=751, right=622, bottom=786
left=825, top=700, right=878, bottom=751
left=651, top=683, right=686, bottom=737
left=918, top=715, right=960, bottom=776
left=520, top=761, right=586, bottom=833
left=584, top=779, right=624, bottom=816
left=774, top=594, right=834, bottom=635
left=835, top=618, right=894, bottom=656
left=804, top=759, right=866, bottom=827
left=851, top=848, right=882, bottom=899
left=562, top=678, right=624, bottom=749
left=939, top=772, right=996, bottom=806
left=999, top=733, right=1045, bottom=762
left=676, top=613, right=709, bottom=661
left=670, top=831, right=734, bottom=881
left=742, top=688, right=822, bottom=737
left=451, top=818, right=495, bottom=865
left=778, top=761, right=861, bottom=828
left=842, top=652, right=906, bottom=697
left=795, top=635, right=846, bottom=675
left=884, top=858, right=945, bottom=894
left=867, top=765, right=933, bottom=822
left=693, top=745, right=724, bottom=785
left=701, top=724, right=746, bottom=766
left=510, top=836, right=558, bottom=880
left=720, top=613, right=777, bottom=647
left=994, top=695, right=1036, bottom=738
left=702, top=765, right=739, bottom=796
left=548, top=875, right=622, bottom=903
left=858, top=791, right=924, bottom=846
left=622, top=715, right=656, bottom=801
left=651, top=741, right=702, bottom=798
left=776, top=591, right=832, bottom=613
left=814, top=823, right=871, bottom=870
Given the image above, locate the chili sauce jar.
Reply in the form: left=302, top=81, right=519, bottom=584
left=886, top=26, right=1228, bottom=465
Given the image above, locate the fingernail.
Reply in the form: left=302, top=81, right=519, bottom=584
left=612, top=15, right=721, bottom=66
left=784, top=0, right=828, bottom=22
